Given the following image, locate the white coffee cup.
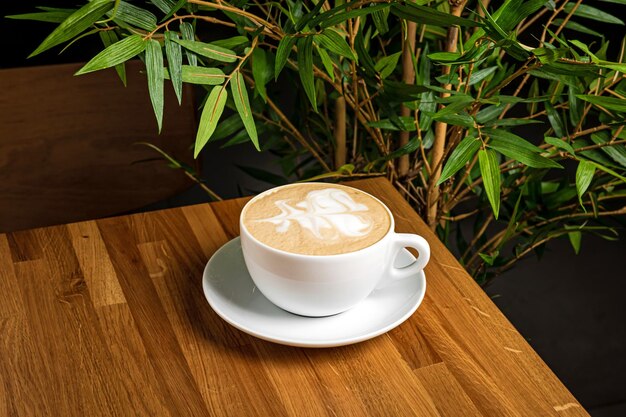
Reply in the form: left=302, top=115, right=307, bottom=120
left=239, top=184, right=430, bottom=317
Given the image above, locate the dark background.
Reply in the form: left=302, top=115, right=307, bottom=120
left=2, top=3, right=625, bottom=415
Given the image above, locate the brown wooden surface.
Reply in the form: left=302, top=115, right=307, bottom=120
left=0, top=178, right=589, bottom=416
left=0, top=61, right=196, bottom=233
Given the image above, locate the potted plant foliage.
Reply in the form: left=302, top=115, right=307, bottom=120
left=12, top=0, right=626, bottom=284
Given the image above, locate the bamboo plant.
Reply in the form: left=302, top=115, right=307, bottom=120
left=13, top=0, right=626, bottom=284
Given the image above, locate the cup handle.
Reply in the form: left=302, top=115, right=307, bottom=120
left=377, top=233, right=430, bottom=289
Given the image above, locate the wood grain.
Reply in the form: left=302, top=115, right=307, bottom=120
left=0, top=178, right=589, bottom=416
left=413, top=362, right=482, bottom=417
left=0, top=61, right=196, bottom=233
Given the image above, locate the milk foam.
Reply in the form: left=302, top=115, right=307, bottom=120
left=255, top=188, right=373, bottom=240
left=243, top=183, right=391, bottom=255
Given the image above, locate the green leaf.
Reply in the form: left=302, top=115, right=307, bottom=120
left=252, top=48, right=272, bottom=101
left=586, top=160, right=626, bottom=183
left=431, top=112, right=475, bottom=129
left=355, top=30, right=376, bottom=76
left=545, top=136, right=575, bottom=154
left=575, top=140, right=623, bottom=170
left=174, top=39, right=238, bottom=63
left=437, top=136, right=481, bottom=185
left=195, top=85, right=228, bottom=158
left=541, top=60, right=599, bottom=78
left=544, top=101, right=565, bottom=138
left=375, top=51, right=402, bottom=79
left=367, top=117, right=416, bottom=131
left=567, top=230, right=582, bottom=254
left=374, top=137, right=422, bottom=164
left=297, top=36, right=316, bottom=109
left=317, top=29, right=356, bottom=60
left=222, top=125, right=267, bottom=148
left=563, top=3, right=624, bottom=25
left=317, top=47, right=335, bottom=81
left=211, top=36, right=249, bottom=50
left=568, top=86, right=583, bottom=126
left=165, top=66, right=226, bottom=85
left=211, top=114, right=243, bottom=141
left=479, top=149, right=501, bottom=219
left=476, top=104, right=506, bottom=124
left=150, top=0, right=176, bottom=14
left=76, top=34, right=146, bottom=75
left=569, top=40, right=599, bottom=63
left=485, top=129, right=563, bottom=168
left=492, top=0, right=547, bottom=32
left=275, top=35, right=297, bottom=80
left=98, top=30, right=126, bottom=86
left=576, top=95, right=626, bottom=113
left=419, top=91, right=436, bottom=131
left=231, top=71, right=260, bottom=151
left=487, top=118, right=543, bottom=127
left=29, top=0, right=114, bottom=57
left=111, top=1, right=157, bottom=31
left=468, top=66, right=498, bottom=86
left=591, top=133, right=626, bottom=167
left=372, top=7, right=390, bottom=34
left=479, top=251, right=499, bottom=266
left=432, top=98, right=475, bottom=117
left=319, top=4, right=391, bottom=28
left=391, top=3, right=481, bottom=27
left=180, top=22, right=197, bottom=66
left=6, top=10, right=73, bottom=23
left=576, top=160, right=596, bottom=205
left=427, top=52, right=462, bottom=62
left=599, top=62, right=626, bottom=73
left=295, top=0, right=326, bottom=31
left=383, top=80, right=429, bottom=100
left=165, top=32, right=183, bottom=105
left=161, top=0, right=186, bottom=22
left=533, top=47, right=567, bottom=64
left=146, top=39, right=164, bottom=133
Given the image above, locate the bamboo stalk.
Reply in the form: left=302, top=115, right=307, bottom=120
left=398, top=19, right=417, bottom=177
left=426, top=1, right=466, bottom=229
left=334, top=96, right=347, bottom=169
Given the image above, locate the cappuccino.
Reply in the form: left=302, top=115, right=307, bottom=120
left=241, top=183, right=391, bottom=255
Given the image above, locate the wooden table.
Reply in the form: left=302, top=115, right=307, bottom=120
left=0, top=178, right=588, bottom=416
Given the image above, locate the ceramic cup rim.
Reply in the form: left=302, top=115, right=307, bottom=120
left=239, top=182, right=395, bottom=259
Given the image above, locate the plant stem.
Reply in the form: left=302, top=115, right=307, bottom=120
left=461, top=212, right=493, bottom=261
left=517, top=7, right=549, bottom=34
left=573, top=139, right=626, bottom=153
left=265, top=95, right=332, bottom=172
left=550, top=0, right=582, bottom=41
left=187, top=0, right=278, bottom=31
left=540, top=0, right=568, bottom=45
left=441, top=209, right=480, bottom=221
left=183, top=171, right=223, bottom=201
left=532, top=206, right=626, bottom=230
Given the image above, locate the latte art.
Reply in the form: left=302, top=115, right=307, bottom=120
left=242, top=183, right=391, bottom=255
left=256, top=189, right=373, bottom=240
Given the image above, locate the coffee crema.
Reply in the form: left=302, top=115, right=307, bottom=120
left=242, top=183, right=391, bottom=255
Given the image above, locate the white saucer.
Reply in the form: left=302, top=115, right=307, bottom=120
left=202, top=237, right=426, bottom=348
